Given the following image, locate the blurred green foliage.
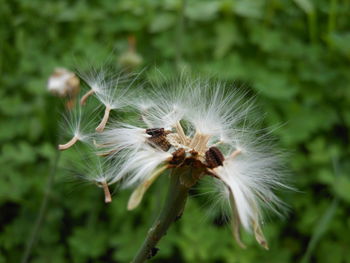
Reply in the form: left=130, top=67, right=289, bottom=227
left=1, top=0, right=350, bottom=262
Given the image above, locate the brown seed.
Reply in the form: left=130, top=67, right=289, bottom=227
left=148, top=136, right=171, bottom=151
left=205, top=147, right=225, bottom=168
left=146, top=128, right=171, bottom=151
left=146, top=128, right=165, bottom=137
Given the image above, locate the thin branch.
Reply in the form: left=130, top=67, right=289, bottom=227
left=21, top=149, right=61, bottom=263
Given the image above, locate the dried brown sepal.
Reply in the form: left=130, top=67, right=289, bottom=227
left=205, top=147, right=225, bottom=168
left=253, top=220, right=269, bottom=250
left=184, top=157, right=204, bottom=169
left=189, top=150, right=198, bottom=156
left=168, top=148, right=186, bottom=166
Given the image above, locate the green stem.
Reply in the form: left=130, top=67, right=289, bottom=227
left=21, top=149, right=61, bottom=263
left=131, top=169, right=191, bottom=263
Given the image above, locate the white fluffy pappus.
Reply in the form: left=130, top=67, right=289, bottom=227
left=59, top=71, right=291, bottom=249
left=209, top=145, right=290, bottom=249
left=72, top=152, right=117, bottom=203
left=95, top=123, right=150, bottom=157
left=139, top=77, right=191, bottom=129
left=58, top=102, right=97, bottom=150
left=108, top=145, right=172, bottom=187
left=185, top=81, right=256, bottom=143
left=78, top=68, right=140, bottom=132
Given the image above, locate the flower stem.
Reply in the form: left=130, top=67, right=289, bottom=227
left=21, top=149, right=61, bottom=263
left=131, top=169, right=191, bottom=263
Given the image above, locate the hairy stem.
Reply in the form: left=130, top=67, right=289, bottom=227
left=131, top=169, right=191, bottom=263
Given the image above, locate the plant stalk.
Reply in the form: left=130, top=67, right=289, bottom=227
left=131, top=169, right=191, bottom=263
left=21, top=149, right=61, bottom=263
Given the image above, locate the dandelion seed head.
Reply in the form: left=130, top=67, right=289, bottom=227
left=59, top=71, right=291, bottom=248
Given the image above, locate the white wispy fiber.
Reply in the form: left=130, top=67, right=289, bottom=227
left=206, top=143, right=290, bottom=249
left=213, top=152, right=288, bottom=229
left=109, top=145, right=172, bottom=187
left=72, top=153, right=116, bottom=203
left=79, top=68, right=137, bottom=109
left=79, top=67, right=115, bottom=95
left=79, top=154, right=115, bottom=185
left=59, top=103, right=96, bottom=150
left=185, top=81, right=255, bottom=143
left=140, top=78, right=189, bottom=129
left=96, top=124, right=150, bottom=156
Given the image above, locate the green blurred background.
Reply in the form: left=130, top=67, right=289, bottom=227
left=1, top=0, right=350, bottom=262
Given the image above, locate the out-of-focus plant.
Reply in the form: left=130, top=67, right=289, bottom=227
left=2, top=0, right=350, bottom=262
left=48, top=68, right=80, bottom=110
left=118, top=36, right=143, bottom=71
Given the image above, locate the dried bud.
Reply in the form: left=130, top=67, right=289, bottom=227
left=118, top=35, right=143, bottom=70
left=47, top=68, right=80, bottom=97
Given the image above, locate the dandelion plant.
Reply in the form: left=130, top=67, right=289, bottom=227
left=58, top=71, right=291, bottom=262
